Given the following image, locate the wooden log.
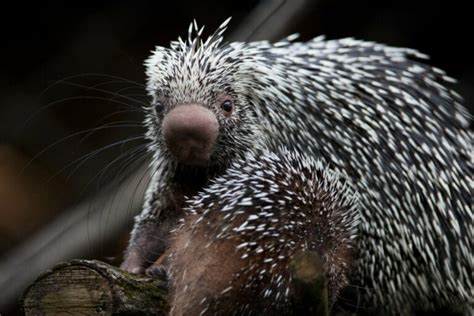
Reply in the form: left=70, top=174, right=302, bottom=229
left=21, top=260, right=167, bottom=315
left=22, top=252, right=329, bottom=315
left=290, top=251, right=329, bottom=316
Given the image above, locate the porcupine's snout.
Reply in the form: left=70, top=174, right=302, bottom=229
left=162, top=104, right=219, bottom=166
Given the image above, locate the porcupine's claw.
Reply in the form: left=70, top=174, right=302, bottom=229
left=145, top=264, right=168, bottom=280
left=144, top=254, right=169, bottom=280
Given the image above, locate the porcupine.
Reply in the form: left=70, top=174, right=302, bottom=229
left=121, top=18, right=473, bottom=314
left=166, top=148, right=360, bottom=315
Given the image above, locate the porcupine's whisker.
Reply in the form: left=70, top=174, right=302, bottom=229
left=67, top=140, right=147, bottom=183
left=90, top=108, right=145, bottom=127
left=20, top=95, right=145, bottom=133
left=85, top=80, right=148, bottom=104
left=335, top=295, right=369, bottom=313
left=39, top=73, right=145, bottom=97
left=44, top=136, right=145, bottom=185
left=86, top=146, right=150, bottom=246
left=64, top=79, right=149, bottom=107
left=105, top=149, right=164, bottom=216
left=334, top=282, right=373, bottom=306
left=24, top=78, right=146, bottom=129
left=80, top=145, right=149, bottom=199
left=79, top=144, right=148, bottom=207
left=47, top=80, right=148, bottom=107
left=107, top=85, right=148, bottom=98
left=20, top=73, right=147, bottom=131
left=20, top=123, right=144, bottom=175
left=105, top=155, right=165, bottom=244
left=77, top=120, right=144, bottom=145
left=88, top=79, right=146, bottom=90
left=102, top=147, right=150, bottom=196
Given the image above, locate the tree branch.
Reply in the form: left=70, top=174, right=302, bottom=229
left=21, top=260, right=168, bottom=315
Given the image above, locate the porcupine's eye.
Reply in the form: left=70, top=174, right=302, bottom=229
left=153, top=100, right=164, bottom=113
left=220, top=100, right=233, bottom=113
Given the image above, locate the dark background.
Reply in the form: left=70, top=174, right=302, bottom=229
left=0, top=0, right=470, bottom=314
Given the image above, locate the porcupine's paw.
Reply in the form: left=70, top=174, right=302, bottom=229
left=145, top=264, right=168, bottom=280
left=144, top=255, right=169, bottom=280
left=120, top=252, right=148, bottom=275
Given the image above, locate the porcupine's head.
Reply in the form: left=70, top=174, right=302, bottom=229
left=144, top=18, right=263, bottom=171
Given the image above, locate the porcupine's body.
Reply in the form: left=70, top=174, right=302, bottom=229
left=166, top=148, right=360, bottom=315
left=123, top=19, right=473, bottom=314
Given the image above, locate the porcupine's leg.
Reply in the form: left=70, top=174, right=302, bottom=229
left=121, top=212, right=182, bottom=274
left=121, top=178, right=181, bottom=274
left=121, top=218, right=165, bottom=274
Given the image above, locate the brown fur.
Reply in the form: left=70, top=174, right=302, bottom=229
left=166, top=206, right=354, bottom=315
left=166, top=213, right=244, bottom=315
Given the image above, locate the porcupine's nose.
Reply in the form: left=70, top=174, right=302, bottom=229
left=162, top=104, right=219, bottom=166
